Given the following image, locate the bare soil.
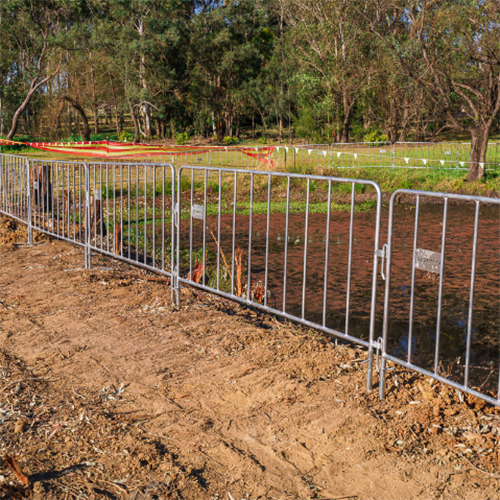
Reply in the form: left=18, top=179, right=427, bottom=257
left=1, top=215, right=500, bottom=500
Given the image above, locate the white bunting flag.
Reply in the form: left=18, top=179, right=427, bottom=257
left=225, top=147, right=228, bottom=151
left=354, top=154, right=357, bottom=159
left=276, top=146, right=280, bottom=152
left=440, top=160, right=445, bottom=166
left=285, top=147, right=289, bottom=153
left=322, top=150, right=327, bottom=156
left=404, top=158, right=410, bottom=164
left=308, top=149, right=312, bottom=155
left=422, top=159, right=427, bottom=165
left=459, top=162, right=465, bottom=167
left=295, top=148, right=299, bottom=154
left=479, top=163, right=484, bottom=168
left=255, top=147, right=258, bottom=152
left=337, top=152, right=341, bottom=158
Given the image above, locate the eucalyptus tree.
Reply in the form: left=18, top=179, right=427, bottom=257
left=188, top=0, right=274, bottom=140
left=0, top=0, right=87, bottom=139
left=359, top=0, right=500, bottom=181
left=281, top=0, right=374, bottom=143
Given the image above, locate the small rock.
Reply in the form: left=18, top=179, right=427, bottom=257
left=14, top=382, right=23, bottom=395
left=14, top=417, right=28, bottom=434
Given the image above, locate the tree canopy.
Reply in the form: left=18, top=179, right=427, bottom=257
left=1, top=0, right=499, bottom=179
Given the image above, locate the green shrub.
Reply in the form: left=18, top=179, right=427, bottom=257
left=119, top=131, right=134, bottom=143
left=258, top=136, right=267, bottom=145
left=363, top=130, right=389, bottom=146
left=223, top=135, right=239, bottom=145
left=175, top=132, right=190, bottom=145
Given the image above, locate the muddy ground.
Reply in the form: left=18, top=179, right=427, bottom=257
left=1, top=215, right=500, bottom=500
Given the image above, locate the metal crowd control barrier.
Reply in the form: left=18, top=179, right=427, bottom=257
left=175, top=165, right=383, bottom=390
left=86, top=162, right=176, bottom=289
left=28, top=160, right=87, bottom=248
left=380, top=189, right=500, bottom=407
left=0, top=154, right=30, bottom=227
left=4, top=153, right=500, bottom=407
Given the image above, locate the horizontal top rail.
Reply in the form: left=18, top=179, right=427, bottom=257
left=390, top=188, right=500, bottom=205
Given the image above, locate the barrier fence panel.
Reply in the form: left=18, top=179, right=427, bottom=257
left=4, top=152, right=500, bottom=407
left=28, top=160, right=88, bottom=248
left=380, top=189, right=500, bottom=406
left=0, top=154, right=29, bottom=225
left=175, top=164, right=383, bottom=390
left=87, top=162, right=176, bottom=281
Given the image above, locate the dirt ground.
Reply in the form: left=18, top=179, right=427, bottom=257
left=1, top=215, right=500, bottom=500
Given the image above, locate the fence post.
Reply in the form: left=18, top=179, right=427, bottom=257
left=173, top=167, right=181, bottom=306
left=25, top=159, right=33, bottom=245
left=84, top=163, right=92, bottom=269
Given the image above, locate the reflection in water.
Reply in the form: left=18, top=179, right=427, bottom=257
left=179, top=202, right=500, bottom=394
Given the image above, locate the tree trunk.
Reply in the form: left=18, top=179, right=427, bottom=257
left=59, top=97, right=90, bottom=141
left=341, top=113, right=351, bottom=143
left=6, top=86, right=39, bottom=139
left=129, top=103, right=140, bottom=143
left=143, top=103, right=152, bottom=139
left=468, top=125, right=489, bottom=182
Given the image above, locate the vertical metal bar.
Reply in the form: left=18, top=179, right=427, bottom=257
left=72, top=164, right=76, bottom=241
left=135, top=164, right=139, bottom=261
left=202, top=169, right=207, bottom=286
left=345, top=183, right=356, bottom=335
left=231, top=172, right=237, bottom=294
left=106, top=163, right=110, bottom=253
left=434, top=197, right=448, bottom=374
left=465, top=201, right=480, bottom=388
left=152, top=164, right=156, bottom=263
left=301, top=178, right=310, bottom=319
left=161, top=165, right=165, bottom=270
left=189, top=169, right=194, bottom=277
left=128, top=164, right=131, bottom=260
left=407, top=195, right=420, bottom=364
left=144, top=165, right=147, bottom=264
left=84, top=164, right=91, bottom=269
left=113, top=165, right=117, bottom=254
left=282, top=177, right=290, bottom=312
left=216, top=170, right=222, bottom=290
left=247, top=173, right=254, bottom=299
left=26, top=160, right=32, bottom=245
left=264, top=174, right=271, bottom=307
left=379, top=195, right=396, bottom=400
left=79, top=165, right=83, bottom=243
left=322, top=180, right=332, bottom=327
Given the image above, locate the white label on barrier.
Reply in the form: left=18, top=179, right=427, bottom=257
left=33, top=181, right=39, bottom=189
left=191, top=204, right=205, bottom=220
left=380, top=149, right=386, bottom=153
left=94, top=190, right=102, bottom=201
left=445, top=150, right=451, bottom=155
left=415, top=248, right=441, bottom=274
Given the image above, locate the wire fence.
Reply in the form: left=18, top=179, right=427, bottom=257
left=1, top=153, right=500, bottom=408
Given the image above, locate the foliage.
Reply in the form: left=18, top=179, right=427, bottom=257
left=119, top=131, right=134, bottom=143
left=175, top=132, right=190, bottom=145
left=363, top=131, right=389, bottom=146
left=0, top=0, right=498, bottom=182
left=223, top=136, right=239, bottom=145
